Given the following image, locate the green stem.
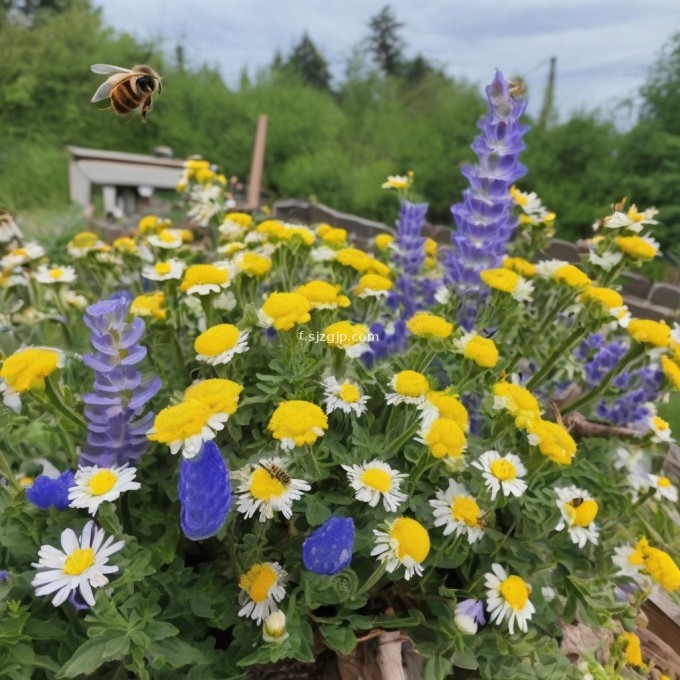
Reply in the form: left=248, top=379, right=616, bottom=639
left=357, top=562, right=387, bottom=595
left=0, top=447, right=21, bottom=492
left=44, top=376, right=86, bottom=431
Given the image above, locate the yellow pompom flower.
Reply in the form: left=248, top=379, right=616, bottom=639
left=371, top=516, right=430, bottom=580
left=295, top=281, right=350, bottom=310
left=137, top=216, right=170, bottom=235
left=0, top=347, right=64, bottom=393
left=661, top=355, right=680, bottom=390
left=180, top=264, right=230, bottom=296
left=268, top=400, right=328, bottom=449
left=580, top=286, right=624, bottom=311
left=237, top=252, right=272, bottom=278
left=553, top=264, right=591, bottom=289
left=634, top=539, right=680, bottom=592
left=492, top=382, right=541, bottom=428
left=194, top=324, right=249, bottom=365
left=374, top=233, right=395, bottom=251
left=416, top=417, right=467, bottom=460
left=225, top=212, right=253, bottom=229
left=618, top=632, right=643, bottom=668
left=354, top=274, right=393, bottom=299
left=319, top=225, right=347, bottom=246
left=386, top=370, right=430, bottom=405
left=526, top=419, right=577, bottom=465
left=424, top=238, right=438, bottom=256
left=406, top=312, right=454, bottom=339
left=457, top=333, right=499, bottom=368
left=628, top=319, right=671, bottom=348
left=184, top=379, right=242, bottom=417
left=112, top=236, right=137, bottom=254
left=503, top=256, right=536, bottom=278
left=422, top=391, right=469, bottom=431
left=258, top=292, right=311, bottom=331
left=323, top=320, right=370, bottom=357
left=130, top=292, right=166, bottom=321
left=615, top=235, right=659, bottom=260
left=335, top=247, right=391, bottom=277
left=481, top=268, right=519, bottom=293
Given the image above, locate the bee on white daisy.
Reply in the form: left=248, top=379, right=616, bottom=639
left=194, top=324, right=249, bottom=366
left=31, top=520, right=125, bottom=607
left=430, top=480, right=484, bottom=544
left=322, top=376, right=369, bottom=416
left=371, top=517, right=430, bottom=580
left=647, top=474, right=678, bottom=503
left=342, top=460, right=408, bottom=512
left=603, top=205, right=658, bottom=232
left=235, top=457, right=311, bottom=522
left=554, top=486, right=600, bottom=548
left=68, top=465, right=140, bottom=516
left=147, top=229, right=184, bottom=249
left=34, top=264, right=77, bottom=285
left=472, top=450, right=527, bottom=501
left=238, top=562, right=287, bottom=624
left=385, top=370, right=430, bottom=406
left=142, top=258, right=185, bottom=281
left=484, top=563, right=535, bottom=634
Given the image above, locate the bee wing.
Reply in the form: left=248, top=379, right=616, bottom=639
left=90, top=64, right=133, bottom=75
left=91, top=81, right=115, bottom=103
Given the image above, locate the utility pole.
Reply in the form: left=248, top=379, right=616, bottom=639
left=539, top=56, right=557, bottom=129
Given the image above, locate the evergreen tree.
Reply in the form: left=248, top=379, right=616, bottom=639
left=367, top=5, right=405, bottom=76
left=286, top=32, right=331, bottom=91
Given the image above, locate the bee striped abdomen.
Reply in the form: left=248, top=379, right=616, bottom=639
left=111, top=79, right=141, bottom=114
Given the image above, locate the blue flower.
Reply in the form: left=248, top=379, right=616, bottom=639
left=25, top=470, right=74, bottom=511
left=302, top=516, right=354, bottom=575
left=178, top=441, right=231, bottom=541
left=454, top=598, right=486, bottom=634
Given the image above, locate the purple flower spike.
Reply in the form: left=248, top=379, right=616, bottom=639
left=178, top=441, right=231, bottom=541
left=302, top=516, right=354, bottom=576
left=81, top=293, right=160, bottom=467
left=444, top=70, right=529, bottom=328
left=25, top=470, right=74, bottom=511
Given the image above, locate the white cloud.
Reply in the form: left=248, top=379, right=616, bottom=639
left=96, top=0, right=680, bottom=123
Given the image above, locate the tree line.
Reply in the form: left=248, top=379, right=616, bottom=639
left=0, top=0, right=678, bottom=251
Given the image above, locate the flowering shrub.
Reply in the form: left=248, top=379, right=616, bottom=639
left=1, top=72, right=679, bottom=680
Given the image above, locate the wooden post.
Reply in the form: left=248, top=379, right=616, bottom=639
left=246, top=114, right=268, bottom=210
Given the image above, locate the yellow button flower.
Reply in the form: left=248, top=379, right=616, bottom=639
left=319, top=225, right=347, bottom=246
left=628, top=319, right=671, bottom=348
left=526, top=418, right=577, bottom=465
left=553, top=264, right=591, bottom=288
left=417, top=417, right=467, bottom=460
left=457, top=333, right=499, bottom=368
left=0, top=347, right=64, bottom=392
left=237, top=252, right=272, bottom=278
left=503, top=256, right=536, bottom=278
left=268, top=400, right=328, bottom=449
left=184, top=379, right=242, bottom=416
left=423, top=391, right=469, bottom=431
left=406, top=312, right=453, bottom=339
left=354, top=274, right=393, bottom=299
left=131, top=292, right=167, bottom=321
left=374, top=233, right=395, bottom=251
left=386, top=370, right=430, bottom=405
left=335, top=247, right=391, bottom=277
left=618, top=632, right=643, bottom=668
left=323, top=320, right=370, bottom=357
left=112, top=236, right=137, bottom=254
left=661, top=355, right=680, bottom=390
left=492, top=382, right=541, bottom=428
left=481, top=268, right=520, bottom=294
left=194, top=324, right=249, bottom=365
left=372, top=516, right=430, bottom=580
left=615, top=235, right=659, bottom=260
left=580, top=286, right=624, bottom=311
left=295, top=281, right=350, bottom=310
left=258, top=292, right=311, bottom=331
left=179, top=264, right=230, bottom=296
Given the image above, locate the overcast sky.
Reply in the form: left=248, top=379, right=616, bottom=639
left=97, top=0, right=679, bottom=126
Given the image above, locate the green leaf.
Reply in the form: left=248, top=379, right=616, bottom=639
left=144, top=621, right=179, bottom=642
left=57, top=634, right=130, bottom=678
left=423, top=654, right=454, bottom=680
left=146, top=638, right=207, bottom=669
left=452, top=649, right=478, bottom=670
left=320, top=624, right=357, bottom=654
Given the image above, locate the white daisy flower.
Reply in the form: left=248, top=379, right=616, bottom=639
left=612, top=542, right=653, bottom=588
left=342, top=460, right=407, bottom=512
left=587, top=250, right=623, bottom=271
left=647, top=413, right=673, bottom=444
left=0, top=211, right=22, bottom=243
left=61, top=289, right=88, bottom=310
left=626, top=469, right=650, bottom=502
left=31, top=520, right=124, bottom=606
left=187, top=184, right=224, bottom=227
left=371, top=517, right=430, bottom=580
left=648, top=474, right=678, bottom=503
left=511, top=276, right=534, bottom=303
left=238, top=562, right=287, bottom=624
left=1, top=381, right=21, bottom=413
left=554, top=485, right=600, bottom=548
left=1, top=242, right=45, bottom=269
left=604, top=206, right=658, bottom=232
left=235, top=457, right=311, bottom=522
left=244, top=230, right=267, bottom=245
left=429, top=480, right=484, bottom=544
left=262, top=610, right=289, bottom=644
left=219, top=220, right=246, bottom=240
left=472, top=450, right=527, bottom=501
left=34, top=264, right=77, bottom=285
left=147, top=229, right=184, bottom=249
left=484, top=563, right=535, bottom=634
left=310, top=245, right=337, bottom=262
left=534, top=259, right=567, bottom=279
left=142, top=258, right=185, bottom=281
left=434, top=285, right=451, bottom=305
left=68, top=465, right=140, bottom=516
left=322, top=376, right=369, bottom=416
left=213, top=291, right=237, bottom=311
left=194, top=324, right=249, bottom=366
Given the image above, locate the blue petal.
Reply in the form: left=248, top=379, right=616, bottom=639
left=26, top=470, right=74, bottom=511
left=302, top=516, right=354, bottom=576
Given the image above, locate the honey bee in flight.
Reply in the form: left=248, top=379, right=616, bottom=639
left=259, top=462, right=291, bottom=487
left=90, top=64, right=162, bottom=123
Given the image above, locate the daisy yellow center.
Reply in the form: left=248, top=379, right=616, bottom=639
left=195, top=324, right=239, bottom=356
left=499, top=575, right=529, bottom=610
left=361, top=468, right=392, bottom=493
left=50, top=268, right=63, bottom=280
left=490, top=459, right=516, bottom=481
left=394, top=371, right=429, bottom=397
left=88, top=470, right=118, bottom=495
left=657, top=476, right=672, bottom=488
left=566, top=499, right=598, bottom=526
left=339, top=382, right=360, bottom=403
left=250, top=467, right=286, bottom=501
left=158, top=230, right=177, bottom=243
left=389, top=517, right=430, bottom=564
left=155, top=262, right=172, bottom=275
left=451, top=496, right=480, bottom=527
left=63, top=548, right=95, bottom=576
left=14, top=248, right=28, bottom=257
left=653, top=416, right=669, bottom=431
left=239, top=564, right=277, bottom=603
